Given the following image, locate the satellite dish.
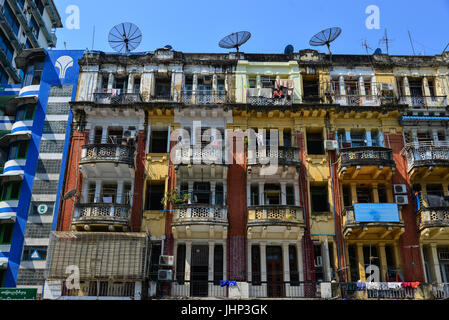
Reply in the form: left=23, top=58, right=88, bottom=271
left=63, top=189, right=77, bottom=200
left=309, top=27, right=342, bottom=56
left=374, top=48, right=382, bottom=54
left=164, top=45, right=173, bottom=50
left=108, top=22, right=142, bottom=53
left=219, top=31, right=251, bottom=53
left=284, top=44, right=294, bottom=54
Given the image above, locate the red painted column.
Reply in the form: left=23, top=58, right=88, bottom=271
left=226, top=135, right=247, bottom=281
left=297, top=131, right=316, bottom=296
left=57, top=129, right=89, bottom=231
left=131, top=130, right=146, bottom=232
left=387, top=133, right=425, bottom=282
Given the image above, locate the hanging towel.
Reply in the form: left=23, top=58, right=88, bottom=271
left=379, top=282, right=388, bottom=290
left=411, top=282, right=420, bottom=289
left=277, top=79, right=294, bottom=96
left=387, top=282, right=402, bottom=290
left=356, top=281, right=366, bottom=291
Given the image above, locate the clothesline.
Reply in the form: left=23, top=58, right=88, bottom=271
left=346, top=281, right=421, bottom=291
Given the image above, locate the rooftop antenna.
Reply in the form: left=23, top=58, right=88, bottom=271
left=309, top=27, right=342, bottom=62
left=63, top=41, right=67, bottom=50
left=91, top=25, right=96, bottom=51
left=361, top=39, right=373, bottom=55
left=218, top=31, right=251, bottom=55
left=442, top=43, right=449, bottom=55
left=379, top=28, right=393, bottom=55
left=408, top=30, right=416, bottom=56
left=108, top=22, right=142, bottom=53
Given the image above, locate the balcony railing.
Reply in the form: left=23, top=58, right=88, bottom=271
left=181, top=90, right=228, bottom=105
left=248, top=146, right=300, bottom=165
left=342, top=205, right=403, bottom=230
left=403, top=142, right=449, bottom=172
left=399, top=95, right=447, bottom=108
left=173, top=204, right=228, bottom=223
left=416, top=192, right=449, bottom=231
left=93, top=92, right=142, bottom=104
left=80, top=144, right=134, bottom=165
left=247, top=205, right=304, bottom=224
left=62, top=281, right=135, bottom=298
left=338, top=146, right=395, bottom=169
left=73, top=203, right=131, bottom=225
left=333, top=95, right=381, bottom=106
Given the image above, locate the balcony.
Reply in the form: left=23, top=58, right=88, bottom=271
left=416, top=193, right=449, bottom=239
left=79, top=144, right=135, bottom=178
left=93, top=92, right=142, bottom=104
left=399, top=95, right=447, bottom=108
left=72, top=203, right=131, bottom=231
left=338, top=147, right=395, bottom=180
left=402, top=142, right=449, bottom=179
left=181, top=90, right=228, bottom=105
left=248, top=146, right=300, bottom=166
left=247, top=205, right=305, bottom=240
left=342, top=204, right=404, bottom=240
left=171, top=204, right=228, bottom=240
left=333, top=95, right=381, bottom=107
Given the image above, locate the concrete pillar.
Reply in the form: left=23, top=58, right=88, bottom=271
left=420, top=245, right=428, bottom=283
left=116, top=180, right=124, bottom=204
left=188, top=181, right=194, bottom=204
left=430, top=243, right=443, bottom=283
left=208, top=242, right=215, bottom=283
left=212, top=74, right=218, bottom=94
left=339, top=75, right=346, bottom=95
left=372, top=183, right=379, bottom=203
left=247, top=242, right=252, bottom=282
left=359, top=76, right=366, bottom=95
left=365, top=130, right=372, bottom=147
left=281, top=182, right=287, bottom=206
left=101, top=125, right=108, bottom=144
left=259, top=182, right=265, bottom=205
left=386, top=183, right=394, bottom=203
left=223, top=241, right=227, bottom=281
left=282, top=242, right=290, bottom=295
left=210, top=181, right=216, bottom=206
left=393, top=243, right=402, bottom=278
left=247, top=182, right=251, bottom=206
left=256, top=75, right=261, bottom=89
left=107, top=73, right=114, bottom=92
left=432, top=129, right=439, bottom=146
left=371, top=76, right=378, bottom=96
left=356, top=243, right=365, bottom=281
left=97, top=73, right=103, bottom=94
left=127, top=73, right=135, bottom=93
left=192, top=73, right=198, bottom=102
left=323, top=238, right=332, bottom=281
left=350, top=183, right=358, bottom=205
left=94, top=180, right=102, bottom=203
left=223, top=181, right=227, bottom=206
left=378, top=243, right=388, bottom=282
left=260, top=242, right=267, bottom=282
left=297, top=241, right=304, bottom=282
left=185, top=242, right=192, bottom=293
left=294, top=183, right=300, bottom=206
left=345, top=244, right=352, bottom=281
left=81, top=179, right=89, bottom=203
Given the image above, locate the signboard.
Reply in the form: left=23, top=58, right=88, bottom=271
left=30, top=249, right=41, bottom=260
left=353, top=203, right=400, bottom=222
left=0, top=288, right=37, bottom=300
left=37, top=204, right=48, bottom=215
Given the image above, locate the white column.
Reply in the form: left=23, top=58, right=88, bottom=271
left=365, top=130, right=372, bottom=147
left=371, top=75, right=378, bottom=96
left=208, top=242, right=215, bottom=283
left=94, top=180, right=102, bottom=203
left=146, top=125, right=151, bottom=153
left=432, top=129, right=439, bottom=146
left=247, top=242, right=252, bottom=283
left=339, top=75, right=346, bottom=95
left=116, top=180, right=124, bottom=204
left=223, top=181, right=227, bottom=206
left=247, top=182, right=251, bottom=206
left=212, top=74, right=218, bottom=94
left=403, top=76, right=411, bottom=105
left=430, top=243, right=443, bottom=283
left=210, top=181, right=216, bottom=206
left=81, top=179, right=89, bottom=203
left=185, top=242, right=192, bottom=294
left=101, top=125, right=108, bottom=143
left=359, top=76, right=366, bottom=96
left=297, top=240, right=304, bottom=296
left=192, top=73, right=198, bottom=102
left=260, top=242, right=267, bottom=295
left=107, top=73, right=114, bottom=92
left=188, top=181, right=194, bottom=204
left=281, top=182, right=287, bottom=205
left=282, top=243, right=291, bottom=296
left=259, top=182, right=265, bottom=205
left=420, top=245, right=428, bottom=283
left=223, top=242, right=227, bottom=281
left=127, top=73, right=135, bottom=93
left=294, top=183, right=300, bottom=206
left=323, top=238, right=332, bottom=281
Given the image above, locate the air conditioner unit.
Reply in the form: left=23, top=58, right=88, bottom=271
left=314, top=256, right=323, bottom=267
left=324, top=140, right=338, bottom=151
left=158, top=269, right=173, bottom=281
left=159, top=255, right=174, bottom=266
left=393, top=184, right=407, bottom=194
left=395, top=194, right=408, bottom=205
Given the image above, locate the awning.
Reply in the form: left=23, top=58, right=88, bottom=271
left=14, top=48, right=46, bottom=70
left=0, top=171, right=24, bottom=183
left=0, top=257, right=8, bottom=269
left=47, top=232, right=149, bottom=281
left=0, top=212, right=16, bottom=223
left=0, top=132, right=31, bottom=148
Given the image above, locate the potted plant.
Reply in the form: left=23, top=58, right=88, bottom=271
left=161, top=188, right=189, bottom=207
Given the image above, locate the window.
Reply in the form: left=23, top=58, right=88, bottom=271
left=0, top=269, right=5, bottom=287
left=348, top=245, right=359, bottom=281
left=148, top=242, right=161, bottom=281
left=314, top=243, right=324, bottom=282
left=35, top=0, right=45, bottom=15
left=289, top=245, right=300, bottom=286
left=29, top=17, right=40, bottom=39
left=193, top=182, right=210, bottom=204
left=378, top=185, right=388, bottom=203
left=264, top=184, right=280, bottom=205
left=0, top=224, right=14, bottom=244
left=342, top=185, right=351, bottom=207
left=101, top=184, right=117, bottom=203
left=310, top=185, right=329, bottom=214
left=154, top=77, right=171, bottom=98
left=176, top=244, right=186, bottom=284
left=356, top=186, right=372, bottom=203
left=250, top=185, right=259, bottom=206
left=306, top=131, right=325, bottom=155
left=150, top=130, right=168, bottom=153
left=9, top=141, right=29, bottom=160
left=3, top=3, right=20, bottom=35
left=145, top=182, right=164, bottom=210
left=0, top=28, right=14, bottom=62
left=363, top=245, right=379, bottom=270
left=213, top=245, right=223, bottom=285
left=283, top=130, right=292, bottom=147
left=0, top=181, right=22, bottom=201
left=286, top=185, right=295, bottom=205
left=0, top=65, right=8, bottom=84
left=350, top=131, right=366, bottom=147
left=15, top=105, right=35, bottom=121
left=251, top=245, right=261, bottom=285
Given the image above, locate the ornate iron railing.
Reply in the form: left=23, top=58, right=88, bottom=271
left=247, top=205, right=304, bottom=223
left=173, top=204, right=228, bottom=223
left=181, top=90, right=228, bottom=104
left=338, top=146, right=395, bottom=169
left=73, top=203, right=131, bottom=223
left=93, top=92, right=142, bottom=104
left=403, top=142, right=449, bottom=172
left=248, top=146, right=300, bottom=165
left=246, top=96, right=292, bottom=106
left=415, top=192, right=449, bottom=230
left=398, top=95, right=447, bottom=108
left=333, top=95, right=381, bottom=106
left=80, top=144, right=134, bottom=165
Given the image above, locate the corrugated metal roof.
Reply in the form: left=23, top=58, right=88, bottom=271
left=46, top=232, right=149, bottom=281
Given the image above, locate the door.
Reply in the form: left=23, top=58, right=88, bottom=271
left=441, top=263, right=449, bottom=283
left=190, top=245, right=209, bottom=297
left=266, top=246, right=284, bottom=297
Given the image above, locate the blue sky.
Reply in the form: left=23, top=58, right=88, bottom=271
left=53, top=0, right=449, bottom=56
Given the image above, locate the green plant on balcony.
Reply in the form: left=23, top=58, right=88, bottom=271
left=161, top=188, right=189, bottom=207
left=285, top=212, right=295, bottom=220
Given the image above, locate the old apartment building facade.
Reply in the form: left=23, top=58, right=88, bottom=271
left=43, top=47, right=449, bottom=300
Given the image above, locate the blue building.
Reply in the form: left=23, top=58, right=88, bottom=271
left=0, top=49, right=83, bottom=297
